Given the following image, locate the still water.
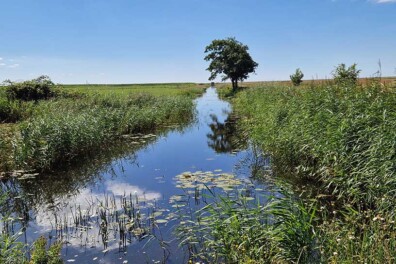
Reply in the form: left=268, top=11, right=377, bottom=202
left=5, top=87, right=271, bottom=263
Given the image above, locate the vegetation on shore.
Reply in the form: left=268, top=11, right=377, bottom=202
left=0, top=191, right=63, bottom=264
left=211, top=78, right=396, bottom=262
left=171, top=67, right=396, bottom=263
left=2, top=72, right=396, bottom=262
left=0, top=78, right=204, bottom=262
left=0, top=79, right=203, bottom=172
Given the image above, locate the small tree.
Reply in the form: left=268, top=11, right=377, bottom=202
left=6, top=75, right=55, bottom=101
left=204, top=38, right=258, bottom=92
left=290, top=68, right=304, bottom=86
left=332, top=63, right=361, bottom=85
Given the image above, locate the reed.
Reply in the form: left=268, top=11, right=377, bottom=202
left=174, top=187, right=318, bottom=263
left=230, top=80, right=396, bottom=262
left=0, top=92, right=195, bottom=172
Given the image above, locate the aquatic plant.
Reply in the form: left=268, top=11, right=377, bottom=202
left=30, top=236, right=62, bottom=264
left=174, top=185, right=318, bottom=263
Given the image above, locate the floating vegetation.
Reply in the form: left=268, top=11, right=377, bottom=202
left=0, top=170, right=39, bottom=180
left=174, top=171, right=243, bottom=191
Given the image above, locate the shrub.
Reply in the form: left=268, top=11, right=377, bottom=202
left=290, top=68, right=304, bottom=86
left=30, top=236, right=62, bottom=264
left=6, top=76, right=56, bottom=102
left=332, top=63, right=361, bottom=85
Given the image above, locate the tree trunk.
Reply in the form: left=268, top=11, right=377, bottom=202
left=232, top=79, right=238, bottom=92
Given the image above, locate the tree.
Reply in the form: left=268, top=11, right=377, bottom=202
left=290, top=68, right=304, bottom=86
left=332, top=63, right=361, bottom=85
left=204, top=38, right=258, bottom=92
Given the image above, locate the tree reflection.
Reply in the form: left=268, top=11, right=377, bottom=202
left=206, top=114, right=246, bottom=153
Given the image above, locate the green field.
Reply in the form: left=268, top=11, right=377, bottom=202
left=59, top=82, right=207, bottom=96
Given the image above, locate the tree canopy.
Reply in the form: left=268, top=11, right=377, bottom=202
left=204, top=38, right=258, bottom=91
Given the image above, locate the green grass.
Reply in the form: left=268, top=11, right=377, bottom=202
left=0, top=191, right=63, bottom=264
left=60, top=83, right=207, bottom=97
left=228, top=80, right=396, bottom=263
left=0, top=83, right=204, bottom=172
left=174, top=186, right=318, bottom=264
left=13, top=94, right=194, bottom=171
left=185, top=80, right=396, bottom=263
left=234, top=82, right=396, bottom=209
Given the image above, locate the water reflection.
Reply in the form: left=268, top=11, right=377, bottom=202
left=206, top=113, right=246, bottom=153
left=0, top=88, right=275, bottom=264
left=235, top=145, right=273, bottom=181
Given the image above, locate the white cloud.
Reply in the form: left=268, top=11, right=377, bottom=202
left=0, top=57, right=3, bottom=61
left=0, top=63, right=6, bottom=67
left=8, top=63, right=19, bottom=68
left=373, top=0, right=396, bottom=3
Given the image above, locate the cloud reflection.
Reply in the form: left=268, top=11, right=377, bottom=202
left=105, top=182, right=161, bottom=201
left=28, top=181, right=162, bottom=257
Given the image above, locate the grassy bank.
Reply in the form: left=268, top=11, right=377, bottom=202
left=182, top=81, right=396, bottom=263
left=0, top=83, right=203, bottom=172
left=232, top=81, right=396, bottom=262
left=234, top=82, right=396, bottom=208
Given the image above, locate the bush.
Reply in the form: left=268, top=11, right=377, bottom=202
left=332, top=63, right=361, bottom=85
left=290, top=68, right=304, bottom=86
left=30, top=236, right=62, bottom=264
left=6, top=76, right=56, bottom=102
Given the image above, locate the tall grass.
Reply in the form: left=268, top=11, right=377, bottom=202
left=0, top=81, right=203, bottom=172
left=0, top=98, right=35, bottom=123
left=0, top=191, right=63, bottom=264
left=9, top=93, right=194, bottom=171
left=231, top=81, right=396, bottom=262
left=234, top=81, right=396, bottom=209
left=175, top=187, right=318, bottom=263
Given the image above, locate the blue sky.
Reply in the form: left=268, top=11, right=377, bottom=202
left=0, top=0, right=395, bottom=84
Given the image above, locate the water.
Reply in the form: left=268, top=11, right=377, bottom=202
left=2, top=87, right=272, bottom=263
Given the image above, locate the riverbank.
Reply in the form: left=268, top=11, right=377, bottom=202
left=225, top=81, right=396, bottom=262
left=0, top=83, right=204, bottom=172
